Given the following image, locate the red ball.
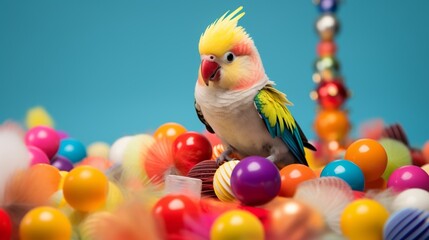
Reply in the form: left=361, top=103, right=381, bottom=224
left=316, top=80, right=348, bottom=109
left=317, top=41, right=337, bottom=57
left=411, top=148, right=428, bottom=167
left=0, top=208, right=12, bottom=240
left=173, top=132, right=212, bottom=175
left=152, top=194, right=200, bottom=237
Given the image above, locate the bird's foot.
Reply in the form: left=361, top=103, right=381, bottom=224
left=216, top=148, right=234, bottom=166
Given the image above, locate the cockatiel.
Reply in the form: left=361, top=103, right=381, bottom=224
left=194, top=6, right=316, bottom=168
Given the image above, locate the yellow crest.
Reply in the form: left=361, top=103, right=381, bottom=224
left=199, top=6, right=248, bottom=56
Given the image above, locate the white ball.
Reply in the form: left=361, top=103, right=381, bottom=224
left=109, top=136, right=133, bottom=164
left=392, top=188, right=429, bottom=212
left=87, top=141, right=110, bottom=159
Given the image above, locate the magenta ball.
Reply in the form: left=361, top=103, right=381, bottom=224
left=387, top=165, right=429, bottom=192
left=28, top=146, right=50, bottom=166
left=25, top=126, right=60, bottom=160
left=51, top=155, right=74, bottom=171
left=231, top=156, right=281, bottom=206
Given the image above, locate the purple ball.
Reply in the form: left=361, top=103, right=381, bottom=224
left=318, top=0, right=338, bottom=13
left=230, top=156, right=281, bottom=206
left=51, top=155, right=74, bottom=171
left=387, top=165, right=429, bottom=192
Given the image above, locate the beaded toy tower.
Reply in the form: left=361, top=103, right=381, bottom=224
left=310, top=0, right=351, bottom=164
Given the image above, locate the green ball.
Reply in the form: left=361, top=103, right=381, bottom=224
left=379, top=138, right=412, bottom=180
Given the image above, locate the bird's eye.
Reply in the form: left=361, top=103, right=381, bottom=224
left=224, top=52, right=235, bottom=63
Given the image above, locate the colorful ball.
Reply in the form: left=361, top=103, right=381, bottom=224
left=345, top=138, right=388, bottom=182
left=423, top=141, right=429, bottom=162
left=58, top=138, right=87, bottom=164
left=173, top=131, right=212, bottom=175
left=411, top=148, right=428, bottom=167
left=210, top=209, right=264, bottom=240
left=279, top=164, right=317, bottom=197
left=78, top=156, right=112, bottom=171
left=321, top=160, right=365, bottom=191
left=152, top=194, right=200, bottom=236
left=51, top=155, right=74, bottom=171
left=314, top=109, right=350, bottom=141
left=213, top=160, right=239, bottom=202
left=315, top=13, right=340, bottom=41
left=264, top=197, right=325, bottom=240
left=63, top=166, right=109, bottom=212
left=30, top=163, right=62, bottom=193
left=379, top=138, right=412, bottom=180
left=19, top=206, right=72, bottom=240
left=25, top=126, right=60, bottom=159
left=109, top=136, right=133, bottom=164
left=153, top=122, right=187, bottom=143
left=187, top=160, right=218, bottom=198
left=0, top=208, right=12, bottom=240
left=25, top=106, right=54, bottom=129
left=28, top=146, right=50, bottom=166
left=87, top=141, right=110, bottom=159
left=317, top=41, right=336, bottom=57
left=317, top=0, right=338, bottom=13
left=422, top=164, right=429, bottom=175
left=122, top=134, right=154, bottom=180
left=383, top=208, right=429, bottom=240
left=340, top=199, right=389, bottom=240
left=231, top=156, right=281, bottom=206
left=391, top=188, right=429, bottom=212
left=387, top=165, right=429, bottom=192
left=316, top=80, right=348, bottom=109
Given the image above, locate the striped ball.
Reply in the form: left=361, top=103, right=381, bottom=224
left=187, top=160, right=218, bottom=198
left=213, top=160, right=240, bottom=202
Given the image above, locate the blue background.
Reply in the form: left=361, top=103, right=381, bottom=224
left=1, top=1, right=428, bottom=147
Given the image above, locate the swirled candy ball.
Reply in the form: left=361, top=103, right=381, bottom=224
left=231, top=156, right=281, bottom=206
left=321, top=160, right=365, bottom=191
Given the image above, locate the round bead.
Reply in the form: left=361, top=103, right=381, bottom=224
left=25, top=126, right=60, bottom=160
left=392, top=188, right=429, bottom=212
left=213, top=160, right=240, bottom=202
left=58, top=138, right=87, bottom=164
left=317, top=41, right=337, bottom=56
left=316, top=80, right=348, bottom=109
left=187, top=160, right=218, bottom=198
left=317, top=0, right=338, bottom=13
left=314, top=109, right=350, bottom=141
left=315, top=14, right=340, bottom=41
left=315, top=56, right=340, bottom=73
left=279, top=164, right=317, bottom=197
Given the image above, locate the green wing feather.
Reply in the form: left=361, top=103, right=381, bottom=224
left=254, top=85, right=308, bottom=165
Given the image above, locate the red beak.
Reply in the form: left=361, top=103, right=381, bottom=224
left=201, top=60, right=220, bottom=86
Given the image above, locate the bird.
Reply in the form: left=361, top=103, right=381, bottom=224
left=194, top=6, right=316, bottom=169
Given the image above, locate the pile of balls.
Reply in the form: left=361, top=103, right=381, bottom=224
left=1, top=121, right=429, bottom=240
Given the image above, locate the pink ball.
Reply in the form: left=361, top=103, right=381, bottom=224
left=25, top=126, right=60, bottom=160
left=387, top=165, right=429, bottom=192
left=28, top=146, right=50, bottom=166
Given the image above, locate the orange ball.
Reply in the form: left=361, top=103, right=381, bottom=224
left=279, top=164, right=317, bottom=197
left=153, top=122, right=187, bottom=142
left=63, top=166, right=109, bottom=212
left=29, top=164, right=61, bottom=194
left=345, top=139, right=388, bottom=182
left=20, top=206, right=71, bottom=240
left=314, top=109, right=350, bottom=141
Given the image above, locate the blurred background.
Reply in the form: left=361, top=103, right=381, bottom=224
left=1, top=0, right=428, bottom=146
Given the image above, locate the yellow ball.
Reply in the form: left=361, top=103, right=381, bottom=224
left=103, top=181, right=124, bottom=211
left=87, top=142, right=110, bottom=159
left=63, top=166, right=109, bottom=212
left=211, top=210, right=264, bottom=240
left=20, top=206, right=71, bottom=240
left=122, top=134, right=155, bottom=180
left=341, top=199, right=389, bottom=240
left=26, top=106, right=54, bottom=129
left=213, top=160, right=240, bottom=202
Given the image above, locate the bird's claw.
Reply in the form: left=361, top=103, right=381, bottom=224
left=216, top=148, right=234, bottom=166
